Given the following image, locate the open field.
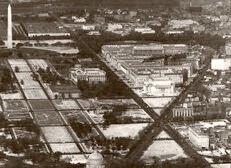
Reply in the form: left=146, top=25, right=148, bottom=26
left=50, top=143, right=80, bottom=153
left=77, top=98, right=140, bottom=110
left=0, top=90, right=24, bottom=100
left=29, top=100, right=54, bottom=111
left=143, top=97, right=173, bottom=108
left=26, top=46, right=79, bottom=54
left=4, top=111, right=32, bottom=121
left=152, top=108, right=163, bottom=116
left=3, top=100, right=29, bottom=112
left=99, top=123, right=149, bottom=139
left=13, top=127, right=37, bottom=139
left=155, top=131, right=172, bottom=139
left=11, top=64, right=31, bottom=72
left=24, top=89, right=48, bottom=99
left=15, top=72, right=41, bottom=89
left=60, top=110, right=89, bottom=124
left=41, top=126, right=74, bottom=143
left=34, top=111, right=64, bottom=126
left=53, top=100, right=80, bottom=110
left=8, top=59, right=28, bottom=65
left=141, top=140, right=188, bottom=162
left=22, top=21, right=69, bottom=37
left=8, top=59, right=31, bottom=72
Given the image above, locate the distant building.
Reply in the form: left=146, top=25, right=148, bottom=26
left=163, top=44, right=188, bottom=55
left=211, top=58, right=231, bottom=71
left=191, top=24, right=205, bottom=33
left=134, top=27, right=155, bottom=34
left=143, top=77, right=176, bottom=96
left=188, top=126, right=210, bottom=149
left=168, top=19, right=199, bottom=29
left=81, top=24, right=96, bottom=31
left=70, top=64, right=106, bottom=84
left=129, top=10, right=137, bottom=17
left=225, top=42, right=231, bottom=55
left=146, top=20, right=161, bottom=27
left=132, top=45, right=164, bottom=56
left=172, top=106, right=194, bottom=118
left=164, top=30, right=184, bottom=35
left=94, top=15, right=105, bottom=24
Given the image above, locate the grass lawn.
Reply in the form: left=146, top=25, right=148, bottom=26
left=3, top=100, right=29, bottom=112
left=34, top=111, right=64, bottom=126
left=29, top=100, right=54, bottom=111
left=41, top=126, right=74, bottom=143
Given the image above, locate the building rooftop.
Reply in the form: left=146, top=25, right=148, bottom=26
left=133, top=45, right=164, bottom=51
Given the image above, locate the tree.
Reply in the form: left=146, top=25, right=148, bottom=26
left=5, top=158, right=24, bottom=168
left=0, top=40, right=4, bottom=46
left=20, top=80, right=24, bottom=85
left=53, top=152, right=62, bottom=162
left=1, top=67, right=13, bottom=91
left=16, top=43, right=23, bottom=49
left=15, top=66, right=19, bottom=72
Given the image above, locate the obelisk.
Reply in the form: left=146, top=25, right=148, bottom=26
left=7, top=3, right=12, bottom=49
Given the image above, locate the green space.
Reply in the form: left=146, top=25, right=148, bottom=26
left=34, top=111, right=64, bottom=126
left=29, top=100, right=54, bottom=111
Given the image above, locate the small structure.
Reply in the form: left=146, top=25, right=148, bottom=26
left=86, top=151, right=105, bottom=168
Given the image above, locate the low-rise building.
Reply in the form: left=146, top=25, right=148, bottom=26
left=81, top=24, right=96, bottom=31
left=132, top=45, right=164, bottom=56
left=70, top=64, right=106, bottom=84
left=188, top=126, right=210, bottom=149
left=163, top=44, right=188, bottom=55
left=173, top=106, right=194, bottom=118
left=143, top=77, right=176, bottom=96
left=211, top=58, right=231, bottom=71
left=134, top=27, right=155, bottom=34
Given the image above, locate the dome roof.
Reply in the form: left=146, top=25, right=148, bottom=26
left=86, top=151, right=105, bottom=168
left=88, top=151, right=104, bottom=161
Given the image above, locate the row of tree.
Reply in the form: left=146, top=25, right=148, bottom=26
left=75, top=30, right=225, bottom=56
left=37, top=67, right=68, bottom=85
left=77, top=79, right=127, bottom=98
left=107, top=157, right=210, bottom=168
left=69, top=118, right=92, bottom=138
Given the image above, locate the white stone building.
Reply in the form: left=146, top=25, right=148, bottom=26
left=188, top=126, right=209, bottom=149
left=70, top=64, right=106, bottom=84
left=143, top=77, right=176, bottom=96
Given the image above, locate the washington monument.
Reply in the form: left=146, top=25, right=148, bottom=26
left=7, top=3, right=12, bottom=49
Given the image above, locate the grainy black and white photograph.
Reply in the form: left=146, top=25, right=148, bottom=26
left=0, top=0, right=229, bottom=167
